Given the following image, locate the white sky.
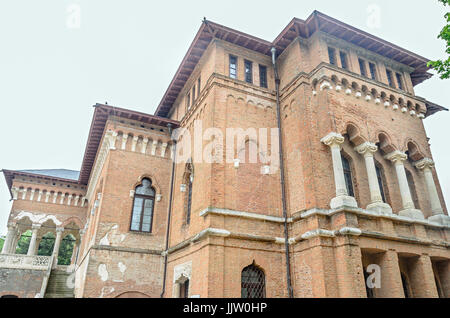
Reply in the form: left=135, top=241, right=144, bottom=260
left=0, top=0, right=449, bottom=235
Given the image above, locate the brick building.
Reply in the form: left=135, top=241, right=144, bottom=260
left=1, top=11, right=449, bottom=298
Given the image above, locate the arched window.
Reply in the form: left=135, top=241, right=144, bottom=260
left=241, top=263, right=266, bottom=298
left=375, top=163, right=387, bottom=203
left=130, top=178, right=155, bottom=233
left=341, top=155, right=355, bottom=197
left=401, top=273, right=411, bottom=298
left=405, top=169, right=420, bottom=210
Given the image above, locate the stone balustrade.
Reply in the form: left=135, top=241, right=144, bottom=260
left=0, top=254, right=52, bottom=271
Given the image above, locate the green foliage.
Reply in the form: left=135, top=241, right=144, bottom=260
left=428, top=0, right=450, bottom=79
left=13, top=231, right=75, bottom=265
left=0, top=237, right=4, bottom=251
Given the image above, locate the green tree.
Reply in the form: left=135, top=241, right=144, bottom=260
left=428, top=0, right=450, bottom=79
left=0, top=237, right=4, bottom=251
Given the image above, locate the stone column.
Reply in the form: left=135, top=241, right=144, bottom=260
left=29, top=189, right=36, bottom=201
left=27, top=224, right=41, bottom=256
left=11, top=187, right=19, bottom=200
left=385, top=151, right=424, bottom=220
left=321, top=132, right=358, bottom=209
left=141, top=137, right=149, bottom=154
left=52, top=227, right=64, bottom=268
left=131, top=136, right=139, bottom=152
left=415, top=158, right=450, bottom=225
left=121, top=133, right=128, bottom=150
left=1, top=223, right=16, bottom=254
left=355, top=142, right=393, bottom=214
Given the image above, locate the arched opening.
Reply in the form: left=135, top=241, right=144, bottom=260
left=130, top=178, right=155, bottom=233
left=57, top=234, right=76, bottom=265
left=37, top=232, right=55, bottom=256
left=241, top=262, right=266, bottom=298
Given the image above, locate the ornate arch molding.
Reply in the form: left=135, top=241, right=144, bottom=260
left=114, top=291, right=151, bottom=298
left=131, top=174, right=162, bottom=195
left=374, top=131, right=398, bottom=154
left=61, top=216, right=84, bottom=230
left=403, top=139, right=426, bottom=161
left=341, top=122, right=367, bottom=146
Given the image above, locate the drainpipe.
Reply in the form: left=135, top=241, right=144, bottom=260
left=271, top=47, right=294, bottom=298
left=161, top=123, right=177, bottom=298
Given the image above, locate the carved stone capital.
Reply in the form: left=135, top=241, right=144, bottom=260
left=354, top=142, right=378, bottom=157
left=384, top=150, right=407, bottom=164
left=321, top=132, right=344, bottom=148
left=415, top=158, right=434, bottom=171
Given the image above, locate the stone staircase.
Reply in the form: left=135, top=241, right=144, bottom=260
left=44, top=268, right=74, bottom=298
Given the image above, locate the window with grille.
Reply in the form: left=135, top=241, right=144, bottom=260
left=229, top=55, right=237, bottom=79
left=259, top=65, right=267, bottom=88
left=339, top=51, right=348, bottom=70
left=369, top=62, right=377, bottom=80
left=130, top=178, right=155, bottom=233
left=359, top=58, right=367, bottom=77
left=244, top=60, right=253, bottom=84
left=328, top=47, right=336, bottom=65
left=341, top=155, right=355, bottom=197
left=241, top=263, right=266, bottom=298
left=395, top=73, right=404, bottom=90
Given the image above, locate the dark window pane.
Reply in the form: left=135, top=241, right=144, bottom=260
left=244, top=60, right=253, bottom=84
left=340, top=51, right=348, bottom=70
left=375, top=165, right=386, bottom=203
left=359, top=58, right=367, bottom=77
left=229, top=55, right=237, bottom=79
left=328, top=47, right=336, bottom=65
left=259, top=65, right=267, bottom=88
left=369, top=63, right=377, bottom=80
left=341, top=155, right=355, bottom=197
left=396, top=73, right=404, bottom=90
left=386, top=70, right=395, bottom=88
left=197, top=77, right=201, bottom=97
left=186, top=177, right=193, bottom=224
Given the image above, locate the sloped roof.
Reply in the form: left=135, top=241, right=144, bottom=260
left=155, top=11, right=434, bottom=118
left=17, top=169, right=80, bottom=181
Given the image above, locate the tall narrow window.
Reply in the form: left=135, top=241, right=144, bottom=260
left=375, top=164, right=387, bottom=203
left=241, top=263, right=266, bottom=298
left=244, top=60, right=253, bottom=84
left=192, top=85, right=196, bottom=104
left=328, top=47, right=337, bottom=66
left=339, top=51, right=348, bottom=70
left=369, top=62, right=377, bottom=80
left=386, top=69, right=395, bottom=88
left=259, top=65, right=267, bottom=88
left=197, top=77, right=201, bottom=97
left=184, top=163, right=194, bottom=225
left=395, top=73, right=404, bottom=90
left=406, top=169, right=420, bottom=209
left=186, top=92, right=191, bottom=110
left=229, top=55, right=237, bottom=79
left=364, top=270, right=375, bottom=298
left=180, top=280, right=189, bottom=298
left=341, top=155, right=355, bottom=197
left=130, top=178, right=155, bottom=233
left=359, top=58, right=367, bottom=77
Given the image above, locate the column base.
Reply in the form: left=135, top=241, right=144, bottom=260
left=428, top=214, right=450, bottom=226
left=330, top=195, right=358, bottom=209
left=366, top=202, right=393, bottom=215
left=399, top=209, right=424, bottom=220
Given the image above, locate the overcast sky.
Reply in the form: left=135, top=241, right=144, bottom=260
left=0, top=0, right=449, bottom=235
